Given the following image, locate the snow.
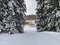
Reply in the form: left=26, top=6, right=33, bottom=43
left=0, top=25, right=60, bottom=45
left=56, top=11, right=60, bottom=17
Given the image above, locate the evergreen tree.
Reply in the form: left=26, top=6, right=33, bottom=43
left=7, top=0, right=26, bottom=34
left=0, top=0, right=26, bottom=34
left=36, top=0, right=60, bottom=32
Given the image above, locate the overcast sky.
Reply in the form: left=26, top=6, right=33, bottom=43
left=25, top=0, right=37, bottom=15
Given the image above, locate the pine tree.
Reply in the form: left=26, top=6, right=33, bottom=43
left=7, top=0, right=26, bottom=34
left=0, top=0, right=6, bottom=33
left=0, top=0, right=26, bottom=34
left=36, top=0, right=59, bottom=32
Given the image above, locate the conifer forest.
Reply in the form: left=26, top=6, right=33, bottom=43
left=0, top=0, right=60, bottom=34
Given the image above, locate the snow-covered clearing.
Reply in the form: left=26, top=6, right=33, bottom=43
left=0, top=25, right=60, bottom=45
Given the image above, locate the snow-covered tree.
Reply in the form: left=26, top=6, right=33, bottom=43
left=7, top=0, right=26, bottom=34
left=0, top=0, right=26, bottom=34
left=36, top=0, right=60, bottom=32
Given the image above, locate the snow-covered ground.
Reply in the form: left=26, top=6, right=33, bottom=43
left=0, top=25, right=60, bottom=45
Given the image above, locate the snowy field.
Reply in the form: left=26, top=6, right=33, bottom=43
left=0, top=25, right=60, bottom=45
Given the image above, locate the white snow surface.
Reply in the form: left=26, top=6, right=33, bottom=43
left=0, top=25, right=60, bottom=45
